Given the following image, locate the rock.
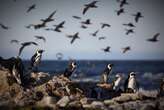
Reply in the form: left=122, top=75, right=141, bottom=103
left=68, top=100, right=82, bottom=108
left=141, top=104, right=155, bottom=110
left=104, top=99, right=118, bottom=106
left=91, top=101, right=107, bottom=110
left=57, top=96, right=70, bottom=107
left=80, top=97, right=95, bottom=105
left=36, top=96, right=58, bottom=107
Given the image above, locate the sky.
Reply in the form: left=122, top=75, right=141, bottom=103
left=0, top=0, right=164, bottom=60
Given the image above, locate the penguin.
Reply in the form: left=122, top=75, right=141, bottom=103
left=12, top=57, right=24, bottom=85
left=124, top=72, right=139, bottom=93
left=100, top=64, right=113, bottom=83
left=30, top=49, right=44, bottom=72
left=113, top=74, right=122, bottom=91
left=63, top=61, right=77, bottom=78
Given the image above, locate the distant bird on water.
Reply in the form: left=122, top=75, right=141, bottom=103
left=10, top=40, right=19, bottom=44
left=34, top=36, right=46, bottom=43
left=147, top=33, right=160, bottom=42
left=115, top=8, right=125, bottom=16
left=27, top=4, right=36, bottom=13
left=0, top=23, right=10, bottom=30
left=132, top=12, right=143, bottom=23
left=18, top=41, right=38, bottom=56
left=125, top=29, right=134, bottom=35
left=123, top=22, right=135, bottom=27
left=102, top=46, right=111, bottom=53
left=122, top=46, right=131, bottom=53
left=100, top=23, right=111, bottom=29
left=82, top=1, right=98, bottom=15
left=66, top=32, right=80, bottom=44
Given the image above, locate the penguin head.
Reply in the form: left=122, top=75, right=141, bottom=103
left=107, top=64, right=114, bottom=70
left=71, top=62, right=77, bottom=69
left=115, top=74, right=121, bottom=78
left=129, top=72, right=136, bottom=78
left=37, top=49, right=45, bottom=54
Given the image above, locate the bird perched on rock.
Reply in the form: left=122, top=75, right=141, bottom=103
left=30, top=49, right=45, bottom=72
left=82, top=1, right=98, bottom=15
left=63, top=61, right=77, bottom=79
left=100, top=64, right=114, bottom=83
left=112, top=74, right=122, bottom=91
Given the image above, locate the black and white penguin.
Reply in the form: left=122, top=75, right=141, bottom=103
left=100, top=64, right=113, bottom=83
left=113, top=74, right=122, bottom=91
left=124, top=72, right=139, bottom=93
left=30, top=49, right=44, bottom=71
left=63, top=61, right=77, bottom=78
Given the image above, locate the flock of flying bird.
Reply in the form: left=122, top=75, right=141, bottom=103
left=0, top=0, right=161, bottom=58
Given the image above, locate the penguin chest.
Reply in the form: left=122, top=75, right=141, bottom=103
left=114, top=78, right=121, bottom=87
left=128, top=78, right=136, bottom=89
left=102, top=74, right=108, bottom=83
left=34, top=54, right=42, bottom=66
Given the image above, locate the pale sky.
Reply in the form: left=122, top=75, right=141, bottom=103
left=0, top=0, right=164, bottom=60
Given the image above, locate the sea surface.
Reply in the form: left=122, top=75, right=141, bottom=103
left=23, top=60, right=164, bottom=90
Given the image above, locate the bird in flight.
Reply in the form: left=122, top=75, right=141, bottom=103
left=98, top=36, right=106, bottom=40
left=102, top=46, right=111, bottom=53
left=115, top=8, right=125, bottom=16
left=90, top=30, right=99, bottom=37
left=123, top=22, right=135, bottom=27
left=53, top=21, right=65, bottom=32
left=132, top=12, right=143, bottom=23
left=147, top=33, right=160, bottom=42
left=83, top=1, right=98, bottom=15
left=81, top=19, right=92, bottom=25
left=0, top=23, right=10, bottom=30
left=81, top=25, right=88, bottom=29
left=40, top=10, right=57, bottom=23
left=27, top=4, right=36, bottom=13
left=34, top=36, right=46, bottom=43
left=122, top=46, right=131, bottom=53
left=66, top=32, right=80, bottom=44
left=18, top=42, right=38, bottom=56
left=125, top=29, right=134, bottom=35
left=100, top=23, right=111, bottom=29
left=119, top=0, right=129, bottom=7
left=10, top=40, right=19, bottom=44
left=72, top=16, right=81, bottom=20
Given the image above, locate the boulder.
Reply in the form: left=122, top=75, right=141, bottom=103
left=56, top=96, right=70, bottom=107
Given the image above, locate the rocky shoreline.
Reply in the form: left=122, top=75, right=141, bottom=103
left=0, top=70, right=163, bottom=110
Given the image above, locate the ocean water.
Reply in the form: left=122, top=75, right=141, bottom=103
left=23, top=60, right=164, bottom=90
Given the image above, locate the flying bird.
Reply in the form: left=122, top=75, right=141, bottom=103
left=119, top=0, right=129, bottom=7
left=81, top=19, right=92, bottom=25
left=102, top=46, right=111, bottom=53
left=67, top=32, right=80, bottom=44
left=29, top=22, right=46, bottom=29
left=132, top=12, right=143, bottom=23
left=115, top=8, right=125, bottom=16
left=81, top=25, right=88, bottom=29
left=122, top=46, right=131, bottom=53
left=123, top=22, right=135, bottom=27
left=90, top=30, right=99, bottom=37
left=147, top=33, right=160, bottom=42
left=72, top=16, right=81, bottom=20
left=125, top=29, right=134, bottom=35
left=18, top=42, right=38, bottom=56
left=101, top=23, right=111, bottom=29
left=10, top=40, right=19, bottom=44
left=34, top=36, right=46, bottom=42
left=56, top=53, right=63, bottom=60
left=27, top=4, right=36, bottom=13
left=53, top=21, right=65, bottom=32
left=83, top=1, right=98, bottom=15
left=0, top=23, right=10, bottom=30
left=98, top=36, right=106, bottom=40
left=40, top=10, right=57, bottom=23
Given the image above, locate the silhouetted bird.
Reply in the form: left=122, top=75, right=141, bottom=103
left=0, top=23, right=10, bottom=30
left=119, top=0, right=129, bottom=7
left=122, top=46, right=131, bottom=53
left=90, top=30, right=99, bottom=37
left=81, top=19, right=92, bottom=25
left=40, top=10, right=57, bottom=23
left=132, top=12, right=143, bottom=23
left=115, top=8, right=125, bottom=16
left=98, top=36, right=106, bottom=40
left=63, top=61, right=77, bottom=78
left=81, top=25, right=88, bottom=29
left=34, top=36, right=46, bottom=42
left=67, top=32, right=80, bottom=44
left=30, top=49, right=44, bottom=72
left=102, top=46, right=111, bottom=53
left=101, top=23, right=111, bottom=29
left=123, top=22, right=135, bottom=27
left=72, top=16, right=81, bottom=20
left=100, top=64, right=113, bottom=83
left=147, top=33, right=160, bottom=42
left=10, top=40, right=19, bottom=44
left=18, top=42, right=38, bottom=56
left=27, top=4, right=36, bottom=13
left=83, top=1, right=98, bottom=15
left=30, top=22, right=46, bottom=29
left=53, top=21, right=65, bottom=32
left=125, top=29, right=134, bottom=35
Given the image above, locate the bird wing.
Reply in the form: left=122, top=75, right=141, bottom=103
left=83, top=6, right=89, bottom=15
left=71, top=37, right=76, bottom=44
left=18, top=45, right=25, bottom=56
